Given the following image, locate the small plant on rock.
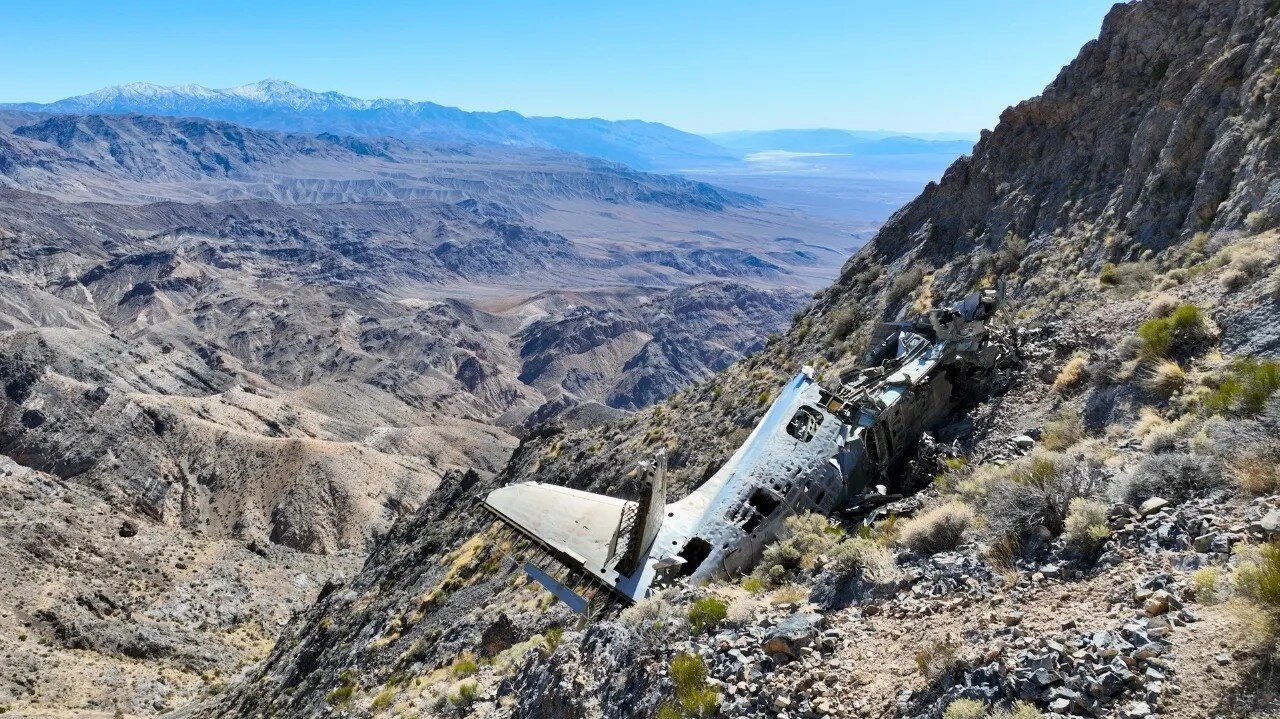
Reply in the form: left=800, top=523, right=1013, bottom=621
left=1136, top=304, right=1207, bottom=360
left=665, top=653, right=720, bottom=718
left=1204, top=357, right=1280, bottom=417
left=915, top=638, right=960, bottom=681
left=687, top=597, right=728, bottom=634
left=450, top=653, right=478, bottom=678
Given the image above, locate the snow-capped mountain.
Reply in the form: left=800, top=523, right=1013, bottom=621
left=3, top=80, right=734, bottom=170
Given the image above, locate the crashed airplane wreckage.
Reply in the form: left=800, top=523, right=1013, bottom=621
left=483, top=286, right=1013, bottom=613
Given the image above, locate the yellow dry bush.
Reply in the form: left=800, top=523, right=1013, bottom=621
left=1052, top=354, right=1089, bottom=394
left=898, top=502, right=974, bottom=555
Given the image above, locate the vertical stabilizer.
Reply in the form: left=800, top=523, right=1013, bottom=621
left=616, top=450, right=667, bottom=575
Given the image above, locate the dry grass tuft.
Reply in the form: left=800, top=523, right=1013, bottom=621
left=1143, top=359, right=1186, bottom=397
left=1041, top=409, right=1084, bottom=451
left=1222, top=268, right=1251, bottom=292
left=898, top=502, right=974, bottom=555
left=1148, top=293, right=1180, bottom=318
left=1063, top=498, right=1111, bottom=554
left=1229, top=448, right=1280, bottom=496
left=1052, top=355, right=1089, bottom=394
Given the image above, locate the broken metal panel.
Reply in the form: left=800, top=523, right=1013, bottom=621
left=482, top=287, right=1012, bottom=611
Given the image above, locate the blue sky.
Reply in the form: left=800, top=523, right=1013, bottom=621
left=0, top=0, right=1119, bottom=134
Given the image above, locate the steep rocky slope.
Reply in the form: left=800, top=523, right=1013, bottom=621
left=192, top=2, right=1280, bottom=718
left=0, top=105, right=847, bottom=713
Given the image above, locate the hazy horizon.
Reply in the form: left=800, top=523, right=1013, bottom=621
left=0, top=0, right=1118, bottom=134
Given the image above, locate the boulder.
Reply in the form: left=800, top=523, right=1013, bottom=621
left=762, top=613, right=825, bottom=660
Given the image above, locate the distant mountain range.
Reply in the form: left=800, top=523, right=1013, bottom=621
left=705, top=128, right=977, bottom=157
left=1, top=79, right=736, bottom=171
left=3, top=81, right=980, bottom=174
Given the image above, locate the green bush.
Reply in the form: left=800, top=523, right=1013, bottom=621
left=1099, top=262, right=1118, bottom=286
left=1205, top=357, right=1280, bottom=417
left=1136, top=304, right=1205, bottom=359
left=1236, top=544, right=1280, bottom=609
left=370, top=687, right=396, bottom=711
left=687, top=597, right=728, bottom=634
left=450, top=653, right=478, bottom=678
left=757, top=512, right=839, bottom=582
left=543, top=626, right=564, bottom=653
left=325, top=669, right=359, bottom=707
left=668, top=653, right=720, bottom=718
left=1194, top=567, right=1224, bottom=605
left=448, top=680, right=479, bottom=707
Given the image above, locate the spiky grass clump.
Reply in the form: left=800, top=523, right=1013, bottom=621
left=687, top=597, right=728, bottom=634
left=1143, top=359, right=1187, bottom=397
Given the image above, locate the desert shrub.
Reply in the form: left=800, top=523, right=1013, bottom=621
left=1052, top=355, right=1089, bottom=394
left=1222, top=268, right=1251, bottom=291
left=995, top=233, right=1027, bottom=275
left=667, top=653, right=720, bottom=718
left=1103, top=261, right=1156, bottom=290
left=1141, top=423, right=1179, bottom=453
left=979, top=454, right=1105, bottom=542
left=741, top=575, right=765, bottom=594
left=687, top=597, right=728, bottom=634
left=325, top=669, right=359, bottom=707
left=1040, top=409, right=1084, bottom=451
left=943, top=698, right=988, bottom=719
left=1116, top=452, right=1220, bottom=505
left=827, top=536, right=900, bottom=582
left=887, top=266, right=925, bottom=305
left=1063, top=498, right=1111, bottom=554
left=830, top=309, right=858, bottom=343
left=1136, top=304, right=1206, bottom=360
left=1143, top=359, right=1187, bottom=397
left=1148, top=293, right=1180, bottom=318
left=1229, top=446, right=1280, bottom=496
left=1236, top=545, right=1280, bottom=613
left=450, top=653, right=478, bottom=678
left=1099, top=262, right=1118, bottom=286
left=448, top=680, right=479, bottom=708
left=371, top=687, right=396, bottom=711
left=757, top=512, right=839, bottom=583
left=1246, top=209, right=1274, bottom=233
left=915, top=638, right=960, bottom=680
left=619, top=594, right=684, bottom=640
left=769, top=585, right=807, bottom=605
left=1205, top=358, right=1280, bottom=417
left=543, top=626, right=564, bottom=653
left=898, top=502, right=974, bottom=555
left=1194, top=567, right=1225, bottom=605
